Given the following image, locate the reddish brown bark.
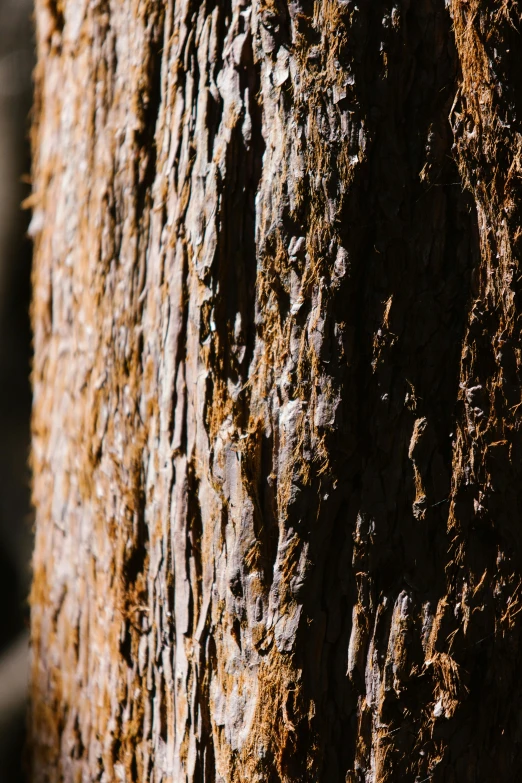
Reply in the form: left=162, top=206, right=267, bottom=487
left=30, top=1, right=522, bottom=781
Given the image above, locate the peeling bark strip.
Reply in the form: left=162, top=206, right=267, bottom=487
left=29, top=0, right=522, bottom=781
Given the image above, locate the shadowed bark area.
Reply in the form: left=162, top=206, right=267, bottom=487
left=29, top=0, right=522, bottom=781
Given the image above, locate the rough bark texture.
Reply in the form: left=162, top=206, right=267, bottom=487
left=30, top=1, right=522, bottom=781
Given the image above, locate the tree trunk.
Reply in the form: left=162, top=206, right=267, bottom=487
left=29, top=1, right=522, bottom=781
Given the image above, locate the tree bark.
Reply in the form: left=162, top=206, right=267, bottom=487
left=29, top=1, right=522, bottom=781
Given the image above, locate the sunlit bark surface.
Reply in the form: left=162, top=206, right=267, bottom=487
left=30, top=1, right=522, bottom=780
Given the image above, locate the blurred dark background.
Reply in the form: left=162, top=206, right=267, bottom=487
left=0, top=0, right=34, bottom=779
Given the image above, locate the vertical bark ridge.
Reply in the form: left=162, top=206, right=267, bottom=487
left=430, top=2, right=522, bottom=779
